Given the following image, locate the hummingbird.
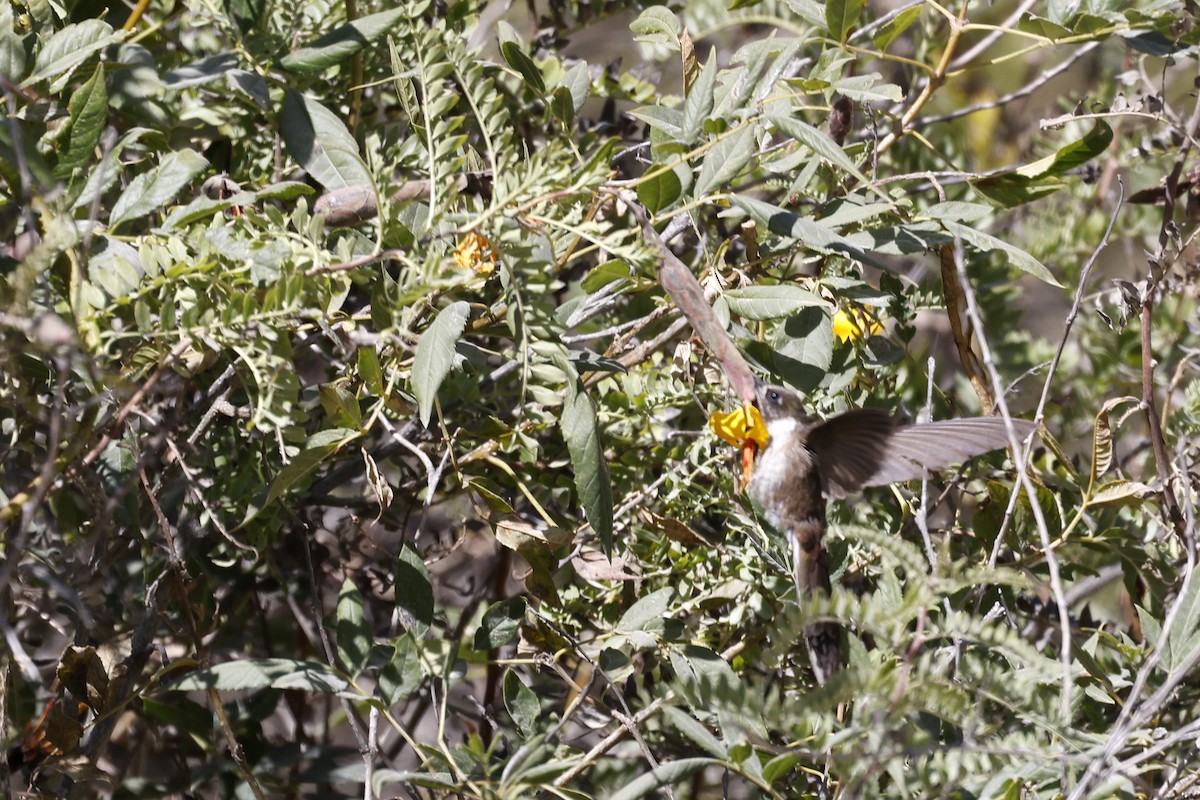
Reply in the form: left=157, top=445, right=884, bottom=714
left=747, top=381, right=1037, bottom=684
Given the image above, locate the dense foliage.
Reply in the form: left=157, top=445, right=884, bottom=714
left=2, top=0, right=1199, bottom=797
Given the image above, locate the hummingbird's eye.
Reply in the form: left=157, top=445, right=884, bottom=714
left=768, top=390, right=780, bottom=403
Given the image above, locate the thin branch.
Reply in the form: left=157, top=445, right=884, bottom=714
left=948, top=236, right=1073, bottom=727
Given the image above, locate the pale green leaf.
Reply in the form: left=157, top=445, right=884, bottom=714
left=110, top=148, right=209, bottom=230
left=694, top=125, right=756, bottom=197
left=768, top=114, right=873, bottom=189
left=682, top=48, right=717, bottom=143
left=561, top=384, right=613, bottom=553
left=412, top=300, right=470, bottom=426
left=942, top=220, right=1062, bottom=286
left=167, top=658, right=348, bottom=693
left=336, top=578, right=371, bottom=675
left=280, top=89, right=373, bottom=190
left=723, top=285, right=824, bottom=320
left=23, top=19, right=116, bottom=90
left=281, top=7, right=409, bottom=73
left=610, top=759, right=716, bottom=800
left=1087, top=479, right=1154, bottom=508
left=503, top=670, right=540, bottom=738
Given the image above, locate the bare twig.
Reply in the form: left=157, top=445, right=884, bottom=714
left=988, top=179, right=1124, bottom=569
left=948, top=237, right=1072, bottom=727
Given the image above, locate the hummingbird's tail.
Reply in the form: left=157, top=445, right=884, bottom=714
left=790, top=517, right=843, bottom=685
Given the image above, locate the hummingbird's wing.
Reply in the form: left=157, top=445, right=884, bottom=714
left=811, top=413, right=1036, bottom=499
left=805, top=409, right=898, bottom=497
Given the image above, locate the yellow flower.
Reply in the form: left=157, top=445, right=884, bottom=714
left=833, top=308, right=883, bottom=342
left=709, top=403, right=770, bottom=449
left=454, top=232, right=499, bottom=275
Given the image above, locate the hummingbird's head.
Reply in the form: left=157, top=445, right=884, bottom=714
left=754, top=380, right=808, bottom=425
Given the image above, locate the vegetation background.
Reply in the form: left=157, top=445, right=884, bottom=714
left=2, top=0, right=1199, bottom=797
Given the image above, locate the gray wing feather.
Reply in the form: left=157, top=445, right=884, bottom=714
left=860, top=417, right=1036, bottom=490
left=812, top=414, right=1036, bottom=498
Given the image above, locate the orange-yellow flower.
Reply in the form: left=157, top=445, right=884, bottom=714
left=454, top=232, right=499, bottom=275
left=832, top=308, right=883, bottom=342
left=709, top=404, right=770, bottom=449
left=710, top=403, right=769, bottom=488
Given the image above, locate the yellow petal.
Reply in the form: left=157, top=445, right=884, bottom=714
left=709, top=404, right=770, bottom=449
left=454, top=232, right=498, bottom=275
left=833, top=308, right=883, bottom=342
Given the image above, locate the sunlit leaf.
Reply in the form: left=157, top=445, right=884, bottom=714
left=412, top=301, right=470, bottom=426
left=723, top=285, right=824, bottom=320
left=281, top=7, right=410, bottom=73
left=280, top=89, right=373, bottom=190
left=167, top=659, right=348, bottom=693
left=109, top=148, right=208, bottom=231
left=336, top=579, right=372, bottom=675
left=503, top=670, right=540, bottom=738
left=561, top=383, right=613, bottom=553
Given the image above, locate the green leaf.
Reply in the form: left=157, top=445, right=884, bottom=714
left=412, top=300, right=470, bottom=426
left=109, top=148, right=209, bottom=231
left=140, top=696, right=212, bottom=738
left=550, top=85, right=575, bottom=129
left=630, top=106, right=684, bottom=140
left=250, top=428, right=359, bottom=524
left=768, top=115, right=875, bottom=192
left=557, top=61, right=589, bottom=116
left=732, top=195, right=881, bottom=267
left=609, top=758, right=716, bottom=800
left=637, top=167, right=683, bottom=214
left=1087, top=479, right=1154, bottom=508
left=970, top=174, right=1066, bottom=207
left=0, top=5, right=27, bottom=82
left=336, top=578, right=372, bottom=675
left=942, top=220, right=1061, bottom=286
left=694, top=125, right=756, bottom=197
left=763, top=752, right=804, bottom=784
left=167, top=658, right=348, bottom=693
left=922, top=201, right=992, bottom=223
left=378, top=634, right=422, bottom=705
left=281, top=7, right=409, bottom=73
left=629, top=7, right=682, bottom=47
left=661, top=705, right=726, bottom=758
left=1148, top=575, right=1200, bottom=674
left=618, top=587, right=675, bottom=633
left=828, top=73, right=902, bottom=104
left=723, top=285, right=825, bottom=320
left=1022, top=121, right=1112, bottom=178
left=497, top=21, right=545, bottom=94
left=395, top=543, right=434, bottom=636
left=560, top=384, right=613, bottom=553
left=280, top=89, right=373, bottom=191
left=357, top=346, right=384, bottom=395
left=474, top=596, right=526, bottom=650
left=873, top=5, right=922, bottom=50
left=972, top=123, right=1112, bottom=206
left=681, top=48, right=717, bottom=143
left=581, top=261, right=634, bottom=293
left=54, top=63, right=107, bottom=181
left=503, top=670, right=540, bottom=738
left=161, top=193, right=245, bottom=229
left=22, top=19, right=116, bottom=90
left=825, top=0, right=866, bottom=41
left=773, top=306, right=833, bottom=392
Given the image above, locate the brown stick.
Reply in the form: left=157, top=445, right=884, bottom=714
left=939, top=244, right=994, bottom=414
